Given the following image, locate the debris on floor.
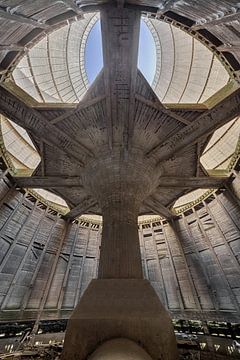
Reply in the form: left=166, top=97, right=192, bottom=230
left=0, top=343, right=238, bottom=359
left=0, top=342, right=63, bottom=359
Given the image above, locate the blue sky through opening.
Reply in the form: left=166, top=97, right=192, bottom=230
left=85, top=19, right=156, bottom=85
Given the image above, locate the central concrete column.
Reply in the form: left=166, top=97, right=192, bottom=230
left=61, top=154, right=178, bottom=359
left=61, top=4, right=178, bottom=359
left=99, top=201, right=143, bottom=279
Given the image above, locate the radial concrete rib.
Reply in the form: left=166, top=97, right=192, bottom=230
left=158, top=176, right=227, bottom=189
left=135, top=94, right=191, bottom=125
left=50, top=95, right=106, bottom=125
left=144, top=197, right=175, bottom=220
left=217, top=44, right=240, bottom=52
left=0, top=44, right=25, bottom=52
left=59, top=0, right=83, bottom=15
left=191, top=9, right=240, bottom=29
left=157, top=0, right=175, bottom=14
left=0, top=85, right=93, bottom=165
left=146, top=88, right=240, bottom=162
left=13, top=176, right=83, bottom=189
left=0, top=8, right=49, bottom=28
left=64, top=198, right=98, bottom=220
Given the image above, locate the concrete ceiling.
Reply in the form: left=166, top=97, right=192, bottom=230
left=0, top=0, right=239, bottom=219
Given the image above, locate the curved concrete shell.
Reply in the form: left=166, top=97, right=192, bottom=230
left=12, top=13, right=229, bottom=105
left=0, top=1, right=239, bottom=359
left=0, top=168, right=239, bottom=323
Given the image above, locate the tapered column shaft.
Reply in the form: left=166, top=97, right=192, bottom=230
left=93, top=7, right=143, bottom=278
left=98, top=201, right=143, bottom=279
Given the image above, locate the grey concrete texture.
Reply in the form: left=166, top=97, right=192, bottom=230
left=0, top=2, right=239, bottom=359
left=1, top=174, right=240, bottom=323
left=61, top=279, right=179, bottom=360
left=1, top=2, right=239, bottom=221
left=88, top=338, right=153, bottom=360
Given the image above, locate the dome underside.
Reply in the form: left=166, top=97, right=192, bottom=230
left=13, top=13, right=99, bottom=103
left=12, top=14, right=230, bottom=105
left=1, top=8, right=239, bottom=215
left=31, top=188, right=68, bottom=207
left=148, top=18, right=230, bottom=104
left=1, top=116, right=40, bottom=170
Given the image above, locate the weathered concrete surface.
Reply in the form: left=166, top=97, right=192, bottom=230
left=2, top=1, right=239, bottom=221
left=61, top=279, right=178, bottom=360
left=1, top=172, right=240, bottom=322
left=2, top=1, right=239, bottom=359
left=88, top=338, right=153, bottom=360
left=82, top=150, right=160, bottom=279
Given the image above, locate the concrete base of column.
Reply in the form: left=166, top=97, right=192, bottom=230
left=88, top=338, right=153, bottom=359
left=61, top=279, right=178, bottom=360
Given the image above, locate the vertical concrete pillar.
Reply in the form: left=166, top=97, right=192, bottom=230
left=99, top=202, right=142, bottom=279
left=61, top=4, right=178, bottom=360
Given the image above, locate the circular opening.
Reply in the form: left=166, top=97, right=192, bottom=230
left=138, top=19, right=156, bottom=84
left=85, top=19, right=103, bottom=84
left=85, top=18, right=156, bottom=85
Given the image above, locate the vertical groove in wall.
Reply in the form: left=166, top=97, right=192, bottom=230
left=151, top=223, right=168, bottom=307
left=193, top=206, right=239, bottom=311
left=181, top=213, right=217, bottom=311
left=0, top=201, right=48, bottom=310
left=0, top=171, right=239, bottom=322
left=170, top=220, right=202, bottom=311
left=162, top=223, right=185, bottom=310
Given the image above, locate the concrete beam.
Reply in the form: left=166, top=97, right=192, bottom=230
left=191, top=9, right=240, bottom=30
left=101, top=6, right=141, bottom=149
left=157, top=0, right=175, bottom=14
left=217, top=44, right=240, bottom=52
left=64, top=198, right=98, bottom=220
left=158, top=176, right=227, bottom=189
left=0, top=44, right=25, bottom=52
left=0, top=8, right=49, bottom=28
left=146, top=87, right=240, bottom=162
left=135, top=94, right=191, bottom=125
left=50, top=95, right=106, bottom=125
left=144, top=197, right=175, bottom=220
left=13, top=176, right=83, bottom=189
left=0, top=85, right=93, bottom=165
left=59, top=0, right=83, bottom=15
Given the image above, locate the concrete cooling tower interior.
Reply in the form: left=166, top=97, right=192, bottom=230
left=0, top=0, right=239, bottom=359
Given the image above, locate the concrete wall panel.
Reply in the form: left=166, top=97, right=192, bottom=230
left=0, top=170, right=239, bottom=322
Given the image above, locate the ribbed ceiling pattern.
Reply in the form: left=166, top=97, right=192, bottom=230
left=201, top=118, right=240, bottom=170
left=12, top=14, right=230, bottom=104
left=147, top=18, right=230, bottom=103
left=3, top=11, right=238, bottom=212
left=1, top=114, right=239, bottom=210
left=13, top=13, right=99, bottom=103
left=1, top=116, right=40, bottom=170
